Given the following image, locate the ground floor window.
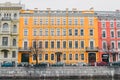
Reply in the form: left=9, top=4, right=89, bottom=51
left=63, top=54, right=66, bottom=60
left=51, top=54, right=54, bottom=60
left=75, top=54, right=78, bottom=60
left=4, top=51, right=8, bottom=58
left=45, top=54, right=48, bottom=60
left=33, top=54, right=36, bottom=60
left=12, top=51, right=16, bottom=58
left=69, top=54, right=72, bottom=60
left=81, top=54, right=84, bottom=60
left=39, top=54, right=42, bottom=60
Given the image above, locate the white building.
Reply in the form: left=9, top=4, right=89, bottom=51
left=0, top=2, right=22, bottom=63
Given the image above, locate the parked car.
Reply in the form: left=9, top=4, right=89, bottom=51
left=77, top=62, right=87, bottom=66
left=51, top=62, right=64, bottom=67
left=112, top=61, right=120, bottom=66
left=1, top=62, right=14, bottom=67
left=34, top=62, right=48, bottom=67
left=96, top=61, right=108, bottom=66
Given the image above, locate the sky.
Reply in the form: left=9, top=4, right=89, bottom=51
left=0, top=0, right=120, bottom=11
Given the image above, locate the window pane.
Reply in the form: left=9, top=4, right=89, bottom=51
left=69, top=54, right=72, bottom=60
left=45, top=54, right=48, bottom=60
left=75, top=41, right=78, bottom=48
left=63, top=54, right=66, bottom=60
left=63, top=41, right=66, bottom=48
left=39, top=54, right=42, bottom=60
left=45, top=41, right=48, bottom=48
left=81, top=54, right=84, bottom=60
left=12, top=51, right=16, bottom=58
left=51, top=41, right=54, bottom=48
left=2, top=37, right=8, bottom=46
left=57, top=41, right=60, bottom=48
left=75, top=54, right=78, bottom=60
left=51, top=54, right=54, bottom=60
left=69, top=41, right=72, bottom=48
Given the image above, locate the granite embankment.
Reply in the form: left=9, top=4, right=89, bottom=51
left=0, top=66, right=120, bottom=79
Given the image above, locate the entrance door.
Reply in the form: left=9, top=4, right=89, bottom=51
left=88, top=53, right=96, bottom=64
left=102, top=54, right=109, bottom=63
left=113, top=54, right=116, bottom=62
left=56, top=52, right=61, bottom=62
left=21, top=53, right=29, bottom=62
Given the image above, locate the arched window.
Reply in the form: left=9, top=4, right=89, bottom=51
left=14, top=13, right=17, bottom=19
left=3, top=23, right=9, bottom=31
left=13, top=39, right=16, bottom=46
left=13, top=25, right=17, bottom=33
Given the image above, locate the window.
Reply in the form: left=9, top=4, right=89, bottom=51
left=80, top=29, right=84, bottom=36
left=69, top=54, right=72, bottom=60
left=33, top=29, right=37, bottom=36
left=90, top=41, right=94, bottom=48
left=45, top=41, right=48, bottom=48
left=40, top=19, right=42, bottom=25
left=45, top=29, right=48, bottom=36
left=110, top=22, right=114, bottom=28
left=74, top=18, right=78, bottom=25
left=118, top=42, right=120, bottom=49
left=68, top=18, right=72, bottom=25
left=39, top=29, right=42, bottom=36
left=80, top=18, right=84, bottom=26
left=89, top=29, right=93, bottom=36
left=63, top=41, right=66, bottom=48
left=2, top=37, right=8, bottom=46
left=24, top=18, right=28, bottom=25
left=45, top=19, right=48, bottom=25
left=13, top=25, right=17, bottom=33
left=14, top=13, right=17, bottom=19
left=102, top=22, right=106, bottom=28
left=63, top=54, right=66, bottom=60
left=39, top=41, right=42, bottom=48
left=111, top=42, right=115, bottom=49
left=111, top=31, right=114, bottom=38
left=75, top=41, right=78, bottom=48
left=81, top=54, right=84, bottom=60
left=63, top=28, right=66, bottom=36
left=33, top=41, right=36, bottom=48
left=39, top=54, right=42, bottom=60
left=33, top=54, right=36, bottom=60
left=13, top=39, right=16, bottom=46
left=51, top=18, right=54, bottom=25
left=102, top=30, right=106, bottom=38
left=63, top=18, right=66, bottom=25
left=75, top=54, right=78, bottom=60
left=75, top=29, right=78, bottom=36
left=80, top=40, right=84, bottom=48
left=45, top=54, right=48, bottom=60
left=34, top=18, right=38, bottom=25
left=89, top=18, right=93, bottom=26
left=12, top=51, right=16, bottom=58
left=51, top=29, right=54, bottom=36
left=4, top=51, right=8, bottom=58
left=51, top=41, right=54, bottom=48
left=51, top=54, right=54, bottom=60
left=23, top=41, right=28, bottom=49
left=57, top=41, right=60, bottom=48
left=102, top=41, right=107, bottom=49
left=69, top=41, right=72, bottom=48
left=57, top=28, right=60, bottom=36
left=3, top=23, right=9, bottom=31
left=57, top=18, right=60, bottom=25
left=117, top=31, right=120, bottom=37
left=69, top=29, right=72, bottom=36
left=24, top=29, right=28, bottom=36
left=117, top=21, right=120, bottom=28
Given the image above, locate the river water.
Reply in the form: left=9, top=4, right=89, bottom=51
left=0, top=79, right=119, bottom=80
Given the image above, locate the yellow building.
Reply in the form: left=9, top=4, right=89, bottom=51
left=18, top=9, right=99, bottom=64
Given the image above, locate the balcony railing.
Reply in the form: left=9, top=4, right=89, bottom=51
left=86, top=47, right=98, bottom=52
left=1, top=17, right=11, bottom=21
left=19, top=47, right=31, bottom=52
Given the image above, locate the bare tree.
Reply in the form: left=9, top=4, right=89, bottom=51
left=30, top=39, right=44, bottom=66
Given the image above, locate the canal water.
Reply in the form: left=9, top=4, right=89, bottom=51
left=0, top=79, right=119, bottom=80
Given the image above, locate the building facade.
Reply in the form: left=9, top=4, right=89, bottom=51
left=0, top=2, right=22, bottom=63
left=18, top=9, right=99, bottom=64
left=97, top=11, right=120, bottom=63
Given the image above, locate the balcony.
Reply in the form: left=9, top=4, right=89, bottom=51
left=19, top=47, right=31, bottom=52
left=86, top=47, right=98, bottom=52
left=1, top=17, right=11, bottom=21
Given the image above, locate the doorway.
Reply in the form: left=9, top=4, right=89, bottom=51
left=21, top=53, right=29, bottom=63
left=88, top=53, right=96, bottom=64
left=56, top=52, right=62, bottom=62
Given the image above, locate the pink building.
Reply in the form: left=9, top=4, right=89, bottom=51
left=97, top=11, right=120, bottom=63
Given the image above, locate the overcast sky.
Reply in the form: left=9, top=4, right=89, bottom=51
left=0, top=0, right=120, bottom=11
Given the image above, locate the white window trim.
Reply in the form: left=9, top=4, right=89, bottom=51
left=102, top=30, right=106, bottom=38
left=110, top=30, right=115, bottom=38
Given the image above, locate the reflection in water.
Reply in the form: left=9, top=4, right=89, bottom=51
left=0, top=79, right=119, bottom=80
